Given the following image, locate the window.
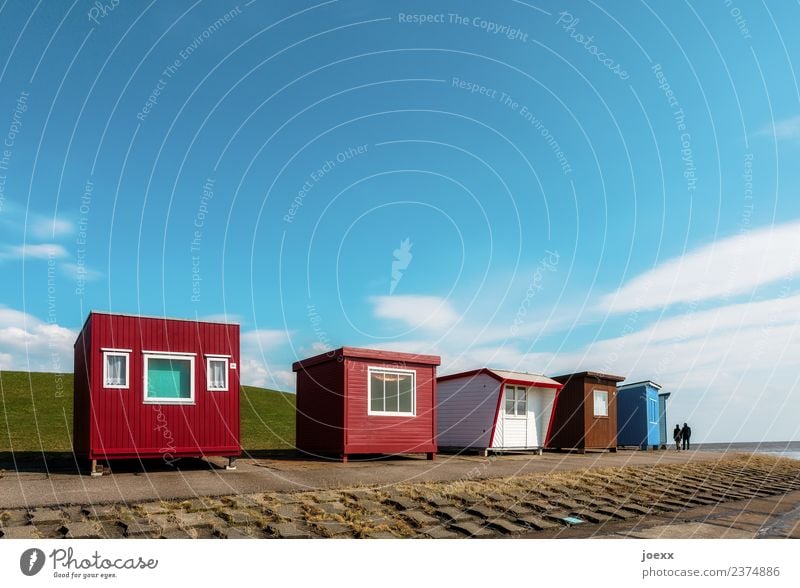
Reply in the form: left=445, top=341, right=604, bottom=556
left=648, top=397, right=658, bottom=424
left=143, top=353, right=195, bottom=404
left=206, top=356, right=229, bottom=391
left=368, top=367, right=415, bottom=416
left=593, top=389, right=609, bottom=417
left=102, top=350, right=130, bottom=389
left=504, top=385, right=527, bottom=417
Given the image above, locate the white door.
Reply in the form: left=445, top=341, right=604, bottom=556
left=527, top=387, right=556, bottom=447
left=499, top=385, right=528, bottom=448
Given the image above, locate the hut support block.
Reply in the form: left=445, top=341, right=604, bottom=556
left=225, top=457, right=237, bottom=471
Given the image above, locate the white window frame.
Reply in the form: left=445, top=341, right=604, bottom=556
left=593, top=389, right=609, bottom=417
left=143, top=352, right=196, bottom=405
left=504, top=385, right=528, bottom=418
left=102, top=348, right=131, bottom=389
left=206, top=356, right=229, bottom=391
left=367, top=366, right=416, bottom=416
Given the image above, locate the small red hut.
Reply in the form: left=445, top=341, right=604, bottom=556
left=292, top=347, right=440, bottom=461
left=73, top=311, right=240, bottom=475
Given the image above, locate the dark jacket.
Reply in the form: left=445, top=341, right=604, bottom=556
left=673, top=426, right=681, bottom=441
left=681, top=425, right=691, bottom=440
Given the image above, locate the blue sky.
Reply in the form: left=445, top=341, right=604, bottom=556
left=1, top=1, right=799, bottom=443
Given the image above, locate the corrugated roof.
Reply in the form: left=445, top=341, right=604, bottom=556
left=487, top=369, right=562, bottom=388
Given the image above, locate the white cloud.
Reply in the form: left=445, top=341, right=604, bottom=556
left=239, top=328, right=295, bottom=390
left=370, top=295, right=461, bottom=332
left=0, top=306, right=75, bottom=373
left=756, top=115, right=800, bottom=141
left=600, top=220, right=800, bottom=314
left=60, top=262, right=104, bottom=282
left=241, top=329, right=291, bottom=351
left=1, top=243, right=68, bottom=260
left=239, top=358, right=294, bottom=391
left=309, top=341, right=333, bottom=353
left=30, top=217, right=74, bottom=239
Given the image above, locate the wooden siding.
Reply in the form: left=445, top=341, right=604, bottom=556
left=74, top=312, right=240, bottom=460
left=546, top=376, right=585, bottom=449
left=72, top=319, right=91, bottom=457
left=583, top=380, right=618, bottom=449
left=294, top=357, right=345, bottom=454
left=436, top=372, right=501, bottom=449
left=343, top=357, right=437, bottom=455
left=548, top=373, right=621, bottom=450
left=494, top=386, right=556, bottom=449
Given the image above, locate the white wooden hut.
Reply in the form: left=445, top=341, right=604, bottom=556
left=436, top=368, right=562, bottom=455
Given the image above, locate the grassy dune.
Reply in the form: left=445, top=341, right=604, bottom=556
left=0, top=371, right=295, bottom=452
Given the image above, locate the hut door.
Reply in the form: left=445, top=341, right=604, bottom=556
left=502, top=385, right=529, bottom=448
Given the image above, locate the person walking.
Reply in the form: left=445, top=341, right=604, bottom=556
left=673, top=424, right=682, bottom=451
left=681, top=422, right=691, bottom=450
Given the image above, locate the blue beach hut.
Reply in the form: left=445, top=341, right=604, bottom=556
left=616, top=380, right=662, bottom=450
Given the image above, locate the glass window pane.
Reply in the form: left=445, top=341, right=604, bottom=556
left=209, top=359, right=227, bottom=389
left=370, top=372, right=384, bottom=412
left=148, top=358, right=191, bottom=399
left=106, top=355, right=126, bottom=386
left=517, top=389, right=527, bottom=415
left=505, top=388, right=515, bottom=415
left=385, top=374, right=399, bottom=412
left=594, top=390, right=608, bottom=416
left=398, top=374, right=413, bottom=413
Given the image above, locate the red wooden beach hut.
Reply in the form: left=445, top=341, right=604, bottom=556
left=292, top=347, right=440, bottom=461
left=73, top=311, right=240, bottom=475
left=546, top=371, right=625, bottom=453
